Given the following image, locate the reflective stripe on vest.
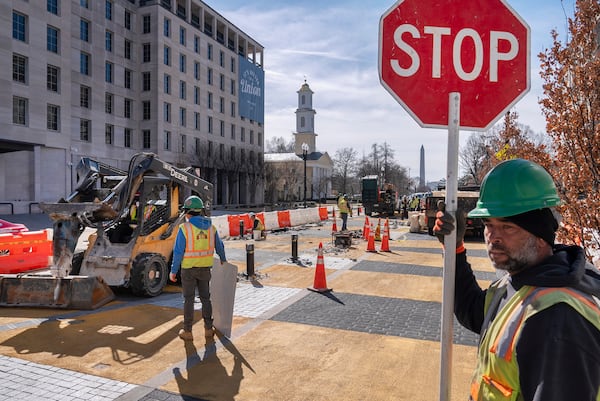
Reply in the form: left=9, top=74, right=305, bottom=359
left=470, top=285, right=600, bottom=401
left=181, top=222, right=214, bottom=268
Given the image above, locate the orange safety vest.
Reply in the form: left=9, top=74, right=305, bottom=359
left=181, top=222, right=215, bottom=268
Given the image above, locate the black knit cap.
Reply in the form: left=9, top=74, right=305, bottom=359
left=505, top=208, right=559, bottom=246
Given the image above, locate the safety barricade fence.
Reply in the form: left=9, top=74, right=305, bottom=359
left=0, top=229, right=53, bottom=273
left=212, top=207, right=330, bottom=239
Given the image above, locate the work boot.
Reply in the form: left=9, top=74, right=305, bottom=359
left=204, top=326, right=214, bottom=338
left=178, top=329, right=193, bottom=341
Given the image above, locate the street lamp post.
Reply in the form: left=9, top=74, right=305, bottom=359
left=302, top=143, right=309, bottom=208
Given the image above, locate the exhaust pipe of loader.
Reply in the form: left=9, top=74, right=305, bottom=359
left=0, top=203, right=115, bottom=310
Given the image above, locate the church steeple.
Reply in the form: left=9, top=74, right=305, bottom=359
left=294, top=80, right=317, bottom=155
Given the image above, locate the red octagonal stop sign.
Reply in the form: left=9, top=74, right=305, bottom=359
left=379, top=0, right=530, bottom=130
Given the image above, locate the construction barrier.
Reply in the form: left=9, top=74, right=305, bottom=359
left=212, top=207, right=331, bottom=239
left=0, top=230, right=53, bottom=274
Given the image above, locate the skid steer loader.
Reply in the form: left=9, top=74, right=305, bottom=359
left=0, top=153, right=212, bottom=309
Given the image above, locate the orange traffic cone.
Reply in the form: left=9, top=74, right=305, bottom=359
left=380, top=218, right=391, bottom=252
left=366, top=221, right=377, bottom=252
left=362, top=216, right=370, bottom=240
left=308, top=242, right=332, bottom=293
left=375, top=219, right=382, bottom=241
left=332, top=209, right=338, bottom=233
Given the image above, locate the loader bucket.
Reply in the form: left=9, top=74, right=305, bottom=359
left=0, top=273, right=114, bottom=310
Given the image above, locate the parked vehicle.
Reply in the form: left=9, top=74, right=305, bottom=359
left=424, top=188, right=483, bottom=238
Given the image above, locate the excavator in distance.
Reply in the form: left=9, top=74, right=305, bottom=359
left=0, top=153, right=213, bottom=309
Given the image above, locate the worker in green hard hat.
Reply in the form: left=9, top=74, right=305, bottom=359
left=169, top=195, right=226, bottom=342
left=433, top=158, right=600, bottom=401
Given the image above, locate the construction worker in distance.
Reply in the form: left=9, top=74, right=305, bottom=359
left=434, top=158, right=600, bottom=401
left=249, top=212, right=266, bottom=240
left=338, top=193, right=352, bottom=231
left=169, top=195, right=227, bottom=342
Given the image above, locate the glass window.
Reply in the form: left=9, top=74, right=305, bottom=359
left=180, top=27, right=186, bottom=46
left=80, top=52, right=90, bottom=75
left=207, top=68, right=213, bottom=85
left=143, top=43, right=151, bottom=62
left=47, top=26, right=59, bottom=53
left=105, top=0, right=113, bottom=21
left=105, top=93, right=113, bottom=114
left=80, top=119, right=91, bottom=141
left=231, top=124, right=235, bottom=139
left=124, top=39, right=131, bottom=59
left=47, top=0, right=59, bottom=15
left=142, top=15, right=151, bottom=34
left=80, top=19, right=89, bottom=42
left=124, top=98, right=132, bottom=119
left=207, top=92, right=213, bottom=109
left=180, top=134, right=186, bottom=153
left=194, top=62, right=200, bottom=80
left=164, top=46, right=170, bottom=65
left=124, top=10, right=131, bottom=30
left=12, top=12, right=26, bottom=42
left=164, top=74, right=171, bottom=94
left=80, top=85, right=90, bottom=108
left=179, top=81, right=186, bottom=100
left=12, top=54, right=27, bottom=84
left=208, top=116, right=213, bottom=134
left=194, top=36, right=200, bottom=53
left=142, top=101, right=151, bottom=120
left=164, top=131, right=171, bottom=150
left=80, top=0, right=89, bottom=8
left=179, top=107, right=186, bottom=127
left=124, top=128, right=132, bottom=148
left=13, top=97, right=27, bottom=125
left=142, top=130, right=151, bottom=149
left=105, top=30, right=113, bottom=52
left=105, top=124, right=113, bottom=145
left=124, top=69, right=132, bottom=89
left=164, top=102, right=171, bottom=122
left=143, top=72, right=151, bottom=91
left=179, top=54, right=186, bottom=73
left=194, top=86, right=200, bottom=105
left=164, top=18, right=170, bottom=37
left=207, top=44, right=212, bottom=60
left=105, top=62, right=113, bottom=83
left=47, top=65, right=59, bottom=92
left=194, top=112, right=200, bottom=130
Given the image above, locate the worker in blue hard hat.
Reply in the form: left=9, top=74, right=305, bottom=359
left=169, top=195, right=226, bottom=342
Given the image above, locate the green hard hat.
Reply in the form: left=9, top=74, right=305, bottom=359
left=468, top=159, right=561, bottom=218
left=183, top=195, right=204, bottom=211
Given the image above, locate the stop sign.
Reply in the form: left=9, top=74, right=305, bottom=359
left=379, top=0, right=530, bottom=130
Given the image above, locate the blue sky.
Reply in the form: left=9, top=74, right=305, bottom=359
left=212, top=0, right=577, bottom=182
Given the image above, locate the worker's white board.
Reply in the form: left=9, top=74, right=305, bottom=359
left=210, top=261, right=237, bottom=338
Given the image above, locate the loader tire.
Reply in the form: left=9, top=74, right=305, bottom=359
left=130, top=253, right=168, bottom=297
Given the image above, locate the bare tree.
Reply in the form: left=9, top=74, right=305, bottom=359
left=539, top=0, right=600, bottom=258
left=266, top=136, right=294, bottom=153
left=332, top=147, right=358, bottom=195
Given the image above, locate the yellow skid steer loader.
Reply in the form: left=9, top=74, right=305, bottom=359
left=0, top=153, right=212, bottom=309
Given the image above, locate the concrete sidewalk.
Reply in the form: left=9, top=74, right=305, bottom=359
left=0, top=213, right=492, bottom=400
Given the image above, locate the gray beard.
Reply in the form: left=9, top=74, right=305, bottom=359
left=489, top=235, right=539, bottom=274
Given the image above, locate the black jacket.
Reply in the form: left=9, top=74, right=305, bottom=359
left=455, top=245, right=600, bottom=401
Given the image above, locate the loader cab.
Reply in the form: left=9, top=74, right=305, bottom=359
left=107, top=177, right=173, bottom=244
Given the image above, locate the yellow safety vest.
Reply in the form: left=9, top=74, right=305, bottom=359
left=338, top=198, right=349, bottom=214
left=181, top=222, right=215, bottom=268
left=470, top=280, right=600, bottom=401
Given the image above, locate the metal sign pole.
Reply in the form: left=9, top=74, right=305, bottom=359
left=439, top=92, right=460, bottom=401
